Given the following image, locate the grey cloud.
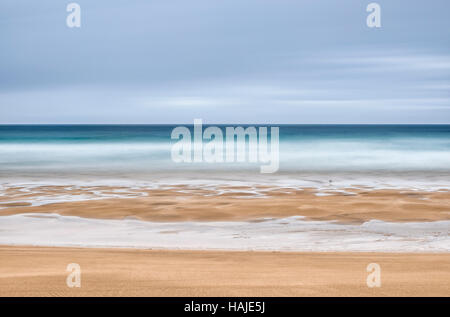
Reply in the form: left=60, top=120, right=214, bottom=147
left=0, top=0, right=449, bottom=123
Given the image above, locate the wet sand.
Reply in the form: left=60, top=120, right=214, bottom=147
left=0, top=185, right=449, bottom=223
left=0, top=246, right=448, bottom=297
left=1, top=185, right=448, bottom=296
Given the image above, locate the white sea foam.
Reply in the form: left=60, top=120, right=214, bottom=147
left=0, top=170, right=448, bottom=213
left=0, top=214, right=448, bottom=252
left=1, top=172, right=448, bottom=198
left=1, top=137, right=449, bottom=173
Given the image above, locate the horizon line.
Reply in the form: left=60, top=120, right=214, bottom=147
left=0, top=123, right=450, bottom=126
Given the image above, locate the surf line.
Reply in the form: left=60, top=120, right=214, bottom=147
left=171, top=119, right=279, bottom=173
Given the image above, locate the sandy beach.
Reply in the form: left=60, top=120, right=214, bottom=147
left=0, top=181, right=449, bottom=295
left=1, top=185, right=449, bottom=223
left=0, top=246, right=448, bottom=297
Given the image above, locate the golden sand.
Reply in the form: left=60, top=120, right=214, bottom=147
left=0, top=246, right=448, bottom=297
left=0, top=185, right=449, bottom=223
left=1, top=185, right=448, bottom=297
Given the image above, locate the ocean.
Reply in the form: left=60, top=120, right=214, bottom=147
left=0, top=124, right=449, bottom=179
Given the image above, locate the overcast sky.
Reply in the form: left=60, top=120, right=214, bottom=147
left=0, top=0, right=449, bottom=124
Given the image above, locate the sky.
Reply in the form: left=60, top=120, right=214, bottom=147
left=0, top=0, right=449, bottom=124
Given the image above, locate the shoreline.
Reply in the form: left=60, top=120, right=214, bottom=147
left=1, top=213, right=448, bottom=252
left=1, top=186, right=449, bottom=223
left=1, top=242, right=450, bottom=254
left=1, top=246, right=449, bottom=296
left=1, top=185, right=448, bottom=253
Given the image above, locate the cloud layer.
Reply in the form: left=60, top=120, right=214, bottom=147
left=0, top=0, right=449, bottom=123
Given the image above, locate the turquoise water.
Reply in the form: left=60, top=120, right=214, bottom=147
left=0, top=125, right=449, bottom=176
